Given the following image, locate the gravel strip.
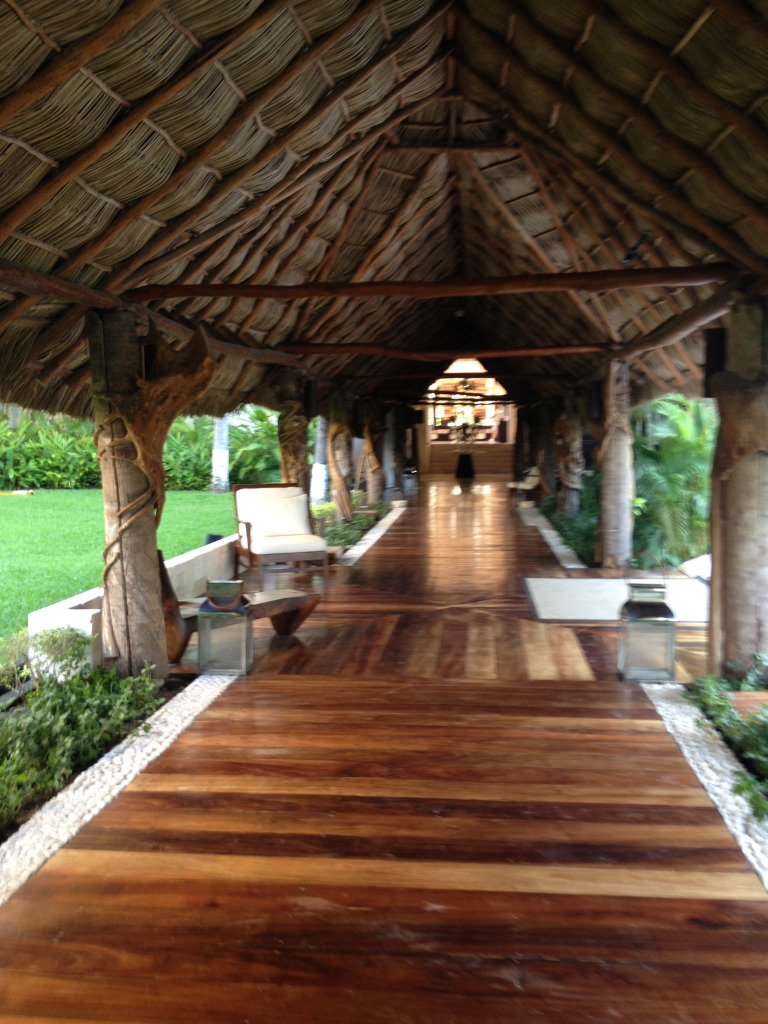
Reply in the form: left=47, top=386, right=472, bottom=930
left=642, top=682, right=768, bottom=891
left=0, top=504, right=411, bottom=904
left=335, top=505, right=408, bottom=565
left=0, top=673, right=239, bottom=906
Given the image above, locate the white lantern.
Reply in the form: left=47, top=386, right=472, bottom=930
left=617, top=580, right=676, bottom=681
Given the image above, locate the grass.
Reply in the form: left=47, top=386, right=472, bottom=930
left=0, top=490, right=235, bottom=638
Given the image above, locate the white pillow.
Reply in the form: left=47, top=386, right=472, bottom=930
left=259, top=493, right=311, bottom=537
left=236, top=486, right=303, bottom=525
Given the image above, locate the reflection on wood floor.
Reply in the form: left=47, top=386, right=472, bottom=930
left=1, top=481, right=764, bottom=1024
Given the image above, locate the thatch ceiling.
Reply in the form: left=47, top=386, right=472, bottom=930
left=0, top=0, right=766, bottom=418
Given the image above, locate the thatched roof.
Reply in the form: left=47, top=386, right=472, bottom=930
left=0, top=0, right=766, bottom=418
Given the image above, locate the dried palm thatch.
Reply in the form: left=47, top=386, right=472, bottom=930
left=0, top=0, right=766, bottom=418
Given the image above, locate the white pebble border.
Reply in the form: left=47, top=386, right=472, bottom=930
left=3, top=502, right=766, bottom=904
left=0, top=502, right=412, bottom=905
left=517, top=506, right=586, bottom=568
left=334, top=504, right=409, bottom=565
left=0, top=672, right=239, bottom=906
left=642, top=682, right=768, bottom=891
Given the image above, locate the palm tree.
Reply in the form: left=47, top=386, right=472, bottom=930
left=632, top=396, right=718, bottom=566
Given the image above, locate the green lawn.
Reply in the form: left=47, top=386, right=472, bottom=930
left=0, top=490, right=235, bottom=638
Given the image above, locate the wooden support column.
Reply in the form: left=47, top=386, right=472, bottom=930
left=276, top=369, right=309, bottom=494
left=87, top=312, right=213, bottom=678
left=391, top=406, right=406, bottom=495
left=532, top=404, right=557, bottom=498
left=555, top=396, right=585, bottom=517
left=362, top=413, right=385, bottom=506
left=513, top=406, right=529, bottom=479
left=310, top=414, right=329, bottom=503
left=710, top=300, right=768, bottom=672
left=598, top=362, right=634, bottom=569
left=326, top=394, right=353, bottom=522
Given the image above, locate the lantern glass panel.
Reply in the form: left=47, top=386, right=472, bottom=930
left=198, top=609, right=253, bottom=675
left=618, top=581, right=676, bottom=681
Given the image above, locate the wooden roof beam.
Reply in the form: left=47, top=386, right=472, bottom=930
left=107, top=4, right=451, bottom=290
left=485, top=6, right=768, bottom=241
left=0, top=0, right=164, bottom=128
left=457, top=62, right=768, bottom=276
left=459, top=15, right=768, bottom=275
left=117, top=89, right=447, bottom=291
left=280, top=343, right=605, bottom=361
left=0, top=0, right=292, bottom=244
left=125, top=263, right=739, bottom=303
left=618, top=278, right=768, bottom=361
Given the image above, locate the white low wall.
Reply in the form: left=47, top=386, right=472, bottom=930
left=27, top=535, right=237, bottom=667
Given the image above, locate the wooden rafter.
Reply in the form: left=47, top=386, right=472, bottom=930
left=460, top=153, right=611, bottom=341
left=457, top=62, right=768, bottom=276
left=485, top=6, right=768, bottom=242
left=106, top=5, right=450, bottom=289
left=0, top=0, right=165, bottom=128
left=116, top=89, right=446, bottom=291
left=125, top=264, right=739, bottom=303
left=0, top=0, right=290, bottom=244
left=459, top=15, right=767, bottom=275
left=282, top=343, right=605, bottom=362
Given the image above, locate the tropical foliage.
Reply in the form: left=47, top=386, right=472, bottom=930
left=0, top=628, right=162, bottom=832
left=0, top=414, right=100, bottom=489
left=542, top=396, right=718, bottom=568
left=631, top=396, right=718, bottom=567
left=687, top=657, right=768, bottom=820
left=0, top=407, right=308, bottom=491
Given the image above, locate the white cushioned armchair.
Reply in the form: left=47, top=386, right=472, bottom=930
left=234, top=484, right=328, bottom=592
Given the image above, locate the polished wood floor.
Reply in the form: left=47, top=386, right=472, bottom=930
left=1, top=481, right=766, bottom=1022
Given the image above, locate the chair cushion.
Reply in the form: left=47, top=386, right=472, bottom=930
left=235, top=486, right=304, bottom=528
left=258, top=493, right=311, bottom=537
left=250, top=534, right=327, bottom=556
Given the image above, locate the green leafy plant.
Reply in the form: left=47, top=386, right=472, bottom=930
left=540, top=470, right=601, bottom=566
left=163, top=416, right=215, bottom=490
left=0, top=628, right=162, bottom=829
left=0, top=413, right=100, bottom=489
left=632, top=396, right=717, bottom=566
left=686, top=659, right=768, bottom=820
left=229, top=407, right=282, bottom=485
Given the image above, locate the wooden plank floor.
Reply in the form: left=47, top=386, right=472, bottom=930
left=0, top=481, right=765, bottom=1022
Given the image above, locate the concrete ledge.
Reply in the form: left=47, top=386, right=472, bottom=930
left=28, top=535, right=237, bottom=666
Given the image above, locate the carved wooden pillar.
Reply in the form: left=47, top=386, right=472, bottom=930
left=326, top=394, right=353, bottom=521
left=362, top=410, right=385, bottom=505
left=276, top=369, right=309, bottom=493
left=710, top=300, right=768, bottom=672
left=554, top=396, right=585, bottom=516
left=513, top=406, right=529, bottom=478
left=532, top=404, right=557, bottom=497
left=391, top=406, right=406, bottom=495
left=598, top=361, right=633, bottom=569
left=310, top=414, right=329, bottom=502
left=87, top=312, right=213, bottom=678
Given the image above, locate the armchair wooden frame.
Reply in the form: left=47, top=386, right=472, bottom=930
left=233, top=483, right=329, bottom=593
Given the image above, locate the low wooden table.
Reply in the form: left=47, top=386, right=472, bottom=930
left=169, top=589, right=320, bottom=674
left=242, top=588, right=321, bottom=636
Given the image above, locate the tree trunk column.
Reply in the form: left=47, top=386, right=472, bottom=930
left=276, top=370, right=309, bottom=493
left=88, top=313, right=213, bottom=679
left=327, top=395, right=353, bottom=521
left=599, top=361, right=633, bottom=569
left=555, top=398, right=584, bottom=517
left=710, top=300, right=768, bottom=672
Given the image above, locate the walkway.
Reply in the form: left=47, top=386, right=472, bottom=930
left=0, top=482, right=766, bottom=1022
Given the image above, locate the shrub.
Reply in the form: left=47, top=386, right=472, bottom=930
left=541, top=471, right=601, bottom=566
left=0, top=628, right=162, bottom=829
left=163, top=417, right=214, bottom=490
left=0, top=414, right=99, bottom=489
left=687, top=657, right=768, bottom=820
